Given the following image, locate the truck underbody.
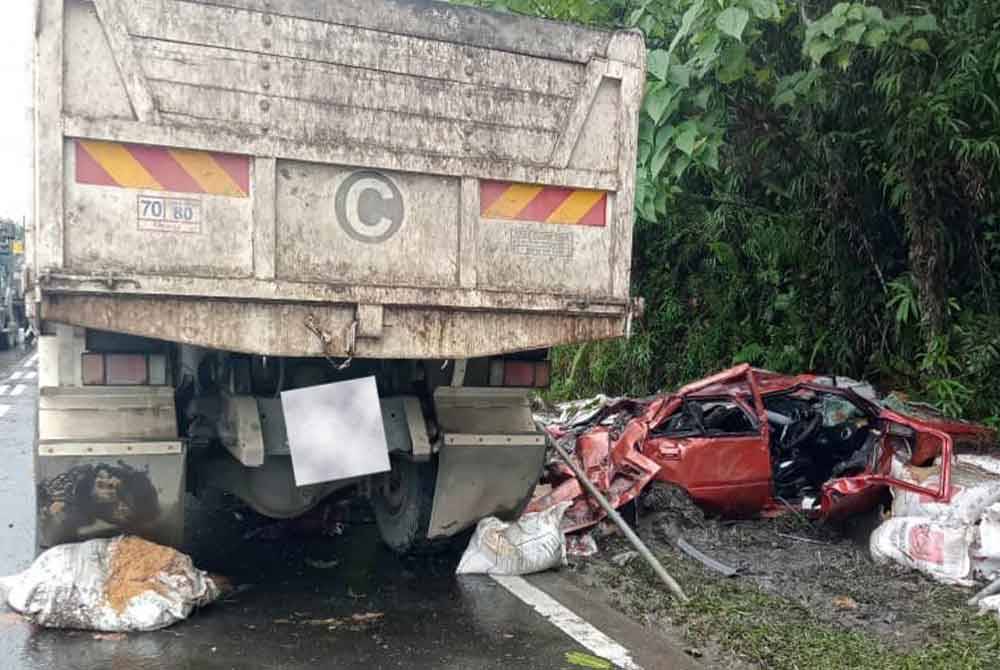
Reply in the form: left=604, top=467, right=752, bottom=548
left=35, top=325, right=551, bottom=553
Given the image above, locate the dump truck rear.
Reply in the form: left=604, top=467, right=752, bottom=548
left=29, top=0, right=645, bottom=552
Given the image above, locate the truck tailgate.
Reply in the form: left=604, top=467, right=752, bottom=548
left=34, top=0, right=646, bottom=358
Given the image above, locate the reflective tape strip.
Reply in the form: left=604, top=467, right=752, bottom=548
left=75, top=140, right=250, bottom=197
left=38, top=441, right=184, bottom=456
left=480, top=180, right=607, bottom=227
left=443, top=433, right=546, bottom=447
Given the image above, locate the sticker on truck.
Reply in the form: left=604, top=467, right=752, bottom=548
left=75, top=140, right=250, bottom=198
left=334, top=171, right=406, bottom=244
left=480, top=181, right=607, bottom=227
left=510, top=228, right=574, bottom=258
left=137, top=195, right=201, bottom=234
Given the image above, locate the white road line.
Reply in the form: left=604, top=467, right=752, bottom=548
left=9, top=371, right=23, bottom=380
left=27, top=353, right=39, bottom=365
left=24, top=371, right=36, bottom=380
left=11, top=384, right=25, bottom=396
left=491, top=575, right=642, bottom=670
left=0, top=385, right=8, bottom=396
left=0, top=405, right=8, bottom=418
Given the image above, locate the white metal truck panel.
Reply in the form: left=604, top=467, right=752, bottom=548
left=275, top=163, right=460, bottom=288
left=63, top=0, right=133, bottom=120
left=34, top=0, right=646, bottom=358
left=476, top=218, right=613, bottom=295
left=64, top=141, right=255, bottom=278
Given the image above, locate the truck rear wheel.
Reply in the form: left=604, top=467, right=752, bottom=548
left=373, top=457, right=445, bottom=554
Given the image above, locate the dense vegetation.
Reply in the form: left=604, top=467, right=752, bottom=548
left=466, top=0, right=1000, bottom=423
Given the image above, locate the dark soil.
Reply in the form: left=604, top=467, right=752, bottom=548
left=565, top=488, right=999, bottom=669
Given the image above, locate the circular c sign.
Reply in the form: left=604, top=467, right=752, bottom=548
left=334, top=171, right=405, bottom=244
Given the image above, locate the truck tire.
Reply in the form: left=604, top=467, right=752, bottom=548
left=373, top=457, right=443, bottom=554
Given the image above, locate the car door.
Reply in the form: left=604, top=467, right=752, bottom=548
left=644, top=369, right=772, bottom=515
left=821, top=410, right=955, bottom=519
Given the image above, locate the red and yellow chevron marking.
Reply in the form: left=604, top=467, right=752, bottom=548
left=75, top=140, right=250, bottom=198
left=480, top=180, right=607, bottom=227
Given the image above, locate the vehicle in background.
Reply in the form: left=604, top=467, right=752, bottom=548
left=29, top=0, right=645, bottom=553
left=0, top=220, right=27, bottom=349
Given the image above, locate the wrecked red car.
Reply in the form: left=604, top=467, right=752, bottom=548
left=530, top=364, right=996, bottom=531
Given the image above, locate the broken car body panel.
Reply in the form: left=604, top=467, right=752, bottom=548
left=538, top=364, right=996, bottom=530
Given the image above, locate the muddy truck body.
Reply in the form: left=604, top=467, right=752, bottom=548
left=29, top=0, right=645, bottom=552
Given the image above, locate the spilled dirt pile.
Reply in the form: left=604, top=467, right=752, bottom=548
left=104, top=536, right=184, bottom=613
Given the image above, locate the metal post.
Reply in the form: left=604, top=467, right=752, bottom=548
left=549, top=437, right=690, bottom=603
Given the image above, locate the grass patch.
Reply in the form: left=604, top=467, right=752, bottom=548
left=590, top=540, right=1000, bottom=670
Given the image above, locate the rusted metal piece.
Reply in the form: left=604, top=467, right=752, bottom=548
left=675, top=538, right=738, bottom=577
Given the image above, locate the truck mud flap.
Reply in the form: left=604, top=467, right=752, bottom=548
left=35, top=382, right=185, bottom=549
left=36, top=443, right=186, bottom=549
left=427, top=434, right=546, bottom=539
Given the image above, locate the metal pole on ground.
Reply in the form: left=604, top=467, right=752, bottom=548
left=549, top=436, right=690, bottom=603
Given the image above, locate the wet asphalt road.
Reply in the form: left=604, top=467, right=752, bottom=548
left=0, top=346, right=696, bottom=670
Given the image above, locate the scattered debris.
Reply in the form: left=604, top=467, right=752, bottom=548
left=775, top=532, right=827, bottom=545
left=0, top=536, right=221, bottom=631
left=675, top=538, right=738, bottom=577
left=610, top=551, right=638, bottom=568
left=564, top=650, right=613, bottom=669
left=91, top=632, right=126, bottom=641
left=978, top=593, right=1000, bottom=621
left=279, top=612, right=385, bottom=631
left=870, top=459, right=1000, bottom=602
left=566, top=532, right=599, bottom=558
left=243, top=524, right=285, bottom=541
left=456, top=502, right=572, bottom=576
left=832, top=595, right=859, bottom=611
left=968, top=574, right=1000, bottom=606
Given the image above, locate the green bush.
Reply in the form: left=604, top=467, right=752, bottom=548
left=462, top=1, right=1000, bottom=421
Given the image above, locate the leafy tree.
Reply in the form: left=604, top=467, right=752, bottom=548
left=461, top=0, right=1000, bottom=421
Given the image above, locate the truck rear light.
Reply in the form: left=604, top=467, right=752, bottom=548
left=106, top=354, right=148, bottom=385
left=81, top=353, right=105, bottom=385
left=488, top=359, right=551, bottom=388
left=82, top=353, right=167, bottom=385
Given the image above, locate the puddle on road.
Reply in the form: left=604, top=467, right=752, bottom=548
left=2, top=500, right=588, bottom=670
